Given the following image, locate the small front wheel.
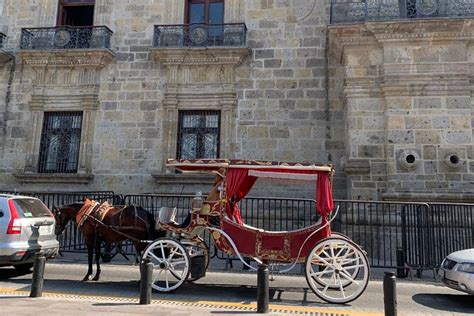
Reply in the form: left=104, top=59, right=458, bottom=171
left=142, top=238, right=190, bottom=292
left=305, top=237, right=370, bottom=304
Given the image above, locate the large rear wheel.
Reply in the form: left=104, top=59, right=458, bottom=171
left=305, top=237, right=369, bottom=304
left=142, top=238, right=190, bottom=292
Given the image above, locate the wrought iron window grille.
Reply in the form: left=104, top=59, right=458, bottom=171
left=20, top=26, right=112, bottom=50
left=0, top=32, right=5, bottom=49
left=38, top=112, right=83, bottom=174
left=330, top=0, right=474, bottom=24
left=153, top=23, right=246, bottom=47
left=177, top=110, right=221, bottom=160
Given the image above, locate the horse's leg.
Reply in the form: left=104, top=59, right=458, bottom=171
left=82, top=240, right=94, bottom=282
left=92, top=236, right=102, bottom=281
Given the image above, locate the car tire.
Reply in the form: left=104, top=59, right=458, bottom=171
left=13, top=263, right=34, bottom=273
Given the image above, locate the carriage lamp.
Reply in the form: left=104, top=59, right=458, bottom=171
left=456, top=263, right=474, bottom=274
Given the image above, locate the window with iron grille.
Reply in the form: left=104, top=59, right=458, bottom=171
left=38, top=111, right=83, bottom=173
left=177, top=110, right=220, bottom=159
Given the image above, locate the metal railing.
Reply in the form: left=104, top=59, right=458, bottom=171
left=4, top=191, right=472, bottom=274
left=153, top=23, right=247, bottom=48
left=0, top=32, right=5, bottom=49
left=20, top=26, right=113, bottom=50
left=330, top=0, right=474, bottom=24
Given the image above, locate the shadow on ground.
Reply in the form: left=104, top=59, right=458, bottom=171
left=0, top=275, right=350, bottom=309
left=412, top=293, right=473, bottom=313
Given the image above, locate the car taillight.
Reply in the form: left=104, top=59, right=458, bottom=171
left=7, top=199, right=21, bottom=234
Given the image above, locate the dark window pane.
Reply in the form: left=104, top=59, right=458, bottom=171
left=190, top=3, right=205, bottom=23
left=177, top=110, right=220, bottom=159
left=38, top=112, right=83, bottom=173
left=209, top=2, right=223, bottom=24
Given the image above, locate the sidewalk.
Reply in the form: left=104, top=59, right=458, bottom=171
left=0, top=259, right=472, bottom=316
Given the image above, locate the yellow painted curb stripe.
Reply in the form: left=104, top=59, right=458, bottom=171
left=0, top=287, right=382, bottom=316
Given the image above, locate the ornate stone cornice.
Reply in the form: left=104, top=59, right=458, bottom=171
left=13, top=172, right=94, bottom=184
left=151, top=47, right=250, bottom=66
left=16, top=49, right=115, bottom=68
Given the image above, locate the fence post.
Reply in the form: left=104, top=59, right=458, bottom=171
left=30, top=253, right=46, bottom=298
left=257, top=263, right=269, bottom=313
left=383, top=271, right=397, bottom=316
left=396, top=248, right=406, bottom=278
left=139, top=257, right=153, bottom=305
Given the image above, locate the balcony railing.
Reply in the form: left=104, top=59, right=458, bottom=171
left=153, top=23, right=246, bottom=48
left=20, top=26, right=113, bottom=50
left=330, top=0, right=474, bottom=24
left=0, top=32, right=5, bottom=49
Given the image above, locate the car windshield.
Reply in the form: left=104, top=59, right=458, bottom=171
left=12, top=198, right=52, bottom=218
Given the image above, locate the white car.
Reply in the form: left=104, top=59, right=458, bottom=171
left=439, top=249, right=474, bottom=295
left=0, top=194, right=59, bottom=272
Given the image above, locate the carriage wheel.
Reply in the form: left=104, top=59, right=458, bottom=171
left=142, top=238, right=190, bottom=292
left=305, top=237, right=369, bottom=304
left=185, top=237, right=210, bottom=282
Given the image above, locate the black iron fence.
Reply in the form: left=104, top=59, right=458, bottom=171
left=0, top=32, right=5, bottom=49
left=330, top=0, right=474, bottom=24
left=2, top=191, right=472, bottom=274
left=20, top=26, right=113, bottom=50
left=153, top=23, right=246, bottom=48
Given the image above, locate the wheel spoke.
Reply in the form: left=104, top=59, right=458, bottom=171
left=153, top=269, right=163, bottom=283
left=148, top=251, right=163, bottom=264
left=336, top=274, right=346, bottom=299
left=160, top=243, right=166, bottom=260
left=168, top=265, right=183, bottom=279
left=340, top=269, right=360, bottom=286
left=165, top=270, right=169, bottom=288
left=168, top=247, right=178, bottom=261
left=310, top=267, right=334, bottom=277
left=170, top=259, right=186, bottom=266
left=314, top=254, right=332, bottom=267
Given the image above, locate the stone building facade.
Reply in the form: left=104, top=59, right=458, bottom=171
left=0, top=0, right=472, bottom=201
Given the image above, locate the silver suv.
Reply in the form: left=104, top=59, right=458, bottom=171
left=0, top=194, right=59, bottom=272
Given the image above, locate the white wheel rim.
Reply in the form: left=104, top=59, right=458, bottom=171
left=306, top=238, right=369, bottom=304
left=143, top=238, right=190, bottom=292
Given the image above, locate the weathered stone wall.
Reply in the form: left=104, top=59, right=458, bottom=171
left=0, top=0, right=338, bottom=199
left=329, top=20, right=474, bottom=202
left=0, top=1, right=472, bottom=202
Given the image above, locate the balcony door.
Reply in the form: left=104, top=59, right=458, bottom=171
left=57, top=0, right=95, bottom=26
left=187, top=0, right=224, bottom=44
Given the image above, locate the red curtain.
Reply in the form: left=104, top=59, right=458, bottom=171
left=316, top=171, right=334, bottom=218
left=226, top=168, right=257, bottom=224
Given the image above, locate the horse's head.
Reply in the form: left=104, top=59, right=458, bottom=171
left=53, top=202, right=83, bottom=236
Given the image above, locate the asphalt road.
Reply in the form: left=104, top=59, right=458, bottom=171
left=0, top=259, right=473, bottom=315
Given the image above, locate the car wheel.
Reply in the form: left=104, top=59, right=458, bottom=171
left=13, top=263, right=34, bottom=273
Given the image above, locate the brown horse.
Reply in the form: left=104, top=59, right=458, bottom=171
left=54, top=200, right=165, bottom=281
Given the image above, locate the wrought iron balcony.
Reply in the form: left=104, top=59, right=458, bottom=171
left=0, top=32, right=5, bottom=49
left=153, top=23, right=246, bottom=48
left=20, top=26, right=113, bottom=50
left=330, top=0, right=474, bottom=24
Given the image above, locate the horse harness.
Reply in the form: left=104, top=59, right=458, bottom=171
left=76, top=200, right=149, bottom=243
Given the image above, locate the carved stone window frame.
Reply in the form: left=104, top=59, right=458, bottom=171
left=151, top=47, right=250, bottom=175
left=12, top=88, right=98, bottom=183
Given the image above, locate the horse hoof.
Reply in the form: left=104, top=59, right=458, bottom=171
left=92, top=276, right=100, bottom=281
left=81, top=275, right=92, bottom=282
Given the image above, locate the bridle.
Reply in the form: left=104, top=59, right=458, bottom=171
left=53, top=206, right=68, bottom=236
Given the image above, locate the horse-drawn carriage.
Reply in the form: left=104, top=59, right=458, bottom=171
left=142, top=159, right=370, bottom=304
